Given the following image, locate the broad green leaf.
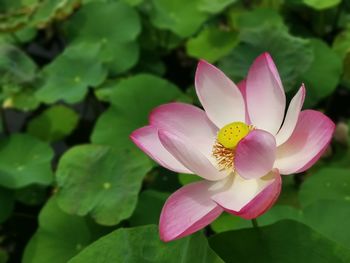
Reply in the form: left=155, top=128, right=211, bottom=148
left=35, top=43, right=107, bottom=104
left=29, top=0, right=80, bottom=28
left=27, top=105, right=79, bottom=142
left=303, top=0, right=341, bottom=10
left=198, top=0, right=237, bottom=13
left=0, top=134, right=53, bottom=189
left=69, top=225, right=224, bottom=263
left=210, top=220, right=350, bottom=263
left=219, top=25, right=313, bottom=92
left=22, top=197, right=91, bottom=263
left=91, top=74, right=183, bottom=151
left=129, top=190, right=169, bottom=226
left=64, top=1, right=141, bottom=74
left=121, top=0, right=143, bottom=6
left=149, top=0, right=208, bottom=37
left=303, top=200, right=350, bottom=250
left=0, top=186, right=14, bottom=223
left=56, top=144, right=152, bottom=225
left=301, top=39, right=342, bottom=107
left=186, top=26, right=239, bottom=63
left=333, top=30, right=350, bottom=60
left=0, top=43, right=37, bottom=83
left=333, top=29, right=350, bottom=89
left=211, top=205, right=302, bottom=233
left=2, top=88, right=39, bottom=111
left=0, top=45, right=39, bottom=110
left=235, top=8, right=285, bottom=30
left=65, top=2, right=140, bottom=43
left=299, top=168, right=350, bottom=207
left=0, top=0, right=79, bottom=31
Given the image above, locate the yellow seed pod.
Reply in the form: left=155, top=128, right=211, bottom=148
left=217, top=122, right=250, bottom=149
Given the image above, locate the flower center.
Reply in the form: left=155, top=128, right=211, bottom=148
left=213, top=122, right=252, bottom=171
left=217, top=122, right=250, bottom=149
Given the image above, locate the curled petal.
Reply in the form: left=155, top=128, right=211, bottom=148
left=159, top=181, right=223, bottom=242
left=195, top=60, right=245, bottom=128
left=150, top=102, right=218, bottom=157
left=246, top=53, right=286, bottom=135
left=235, top=129, right=276, bottom=180
left=210, top=169, right=281, bottom=219
left=130, top=126, right=191, bottom=174
left=158, top=129, right=228, bottom=181
left=275, top=85, right=306, bottom=146
left=274, top=110, right=335, bottom=174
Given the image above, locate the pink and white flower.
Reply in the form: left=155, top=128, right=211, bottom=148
left=130, top=53, right=335, bottom=242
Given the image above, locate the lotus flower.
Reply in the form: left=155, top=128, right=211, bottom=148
left=130, top=53, right=335, bottom=242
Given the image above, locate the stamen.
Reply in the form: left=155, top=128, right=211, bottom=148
left=212, top=141, right=235, bottom=171
left=212, top=122, right=254, bottom=171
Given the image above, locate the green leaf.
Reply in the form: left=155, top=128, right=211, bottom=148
left=209, top=220, right=350, bottom=263
left=186, top=26, right=239, bottom=63
left=56, top=144, right=152, bottom=225
left=219, top=25, right=313, bottom=92
left=299, top=168, right=350, bottom=208
left=91, top=74, right=183, bottom=151
left=0, top=186, right=14, bottom=223
left=2, top=88, right=40, bottom=111
left=333, top=30, right=350, bottom=60
left=333, top=29, right=350, bottom=89
left=149, top=0, right=208, bottom=37
left=69, top=225, right=224, bottom=263
left=211, top=205, right=302, bottom=233
left=301, top=39, right=342, bottom=107
left=129, top=190, right=169, bottom=226
left=235, top=8, right=285, bottom=30
left=65, top=1, right=141, bottom=74
left=35, top=43, right=107, bottom=104
left=303, top=0, right=341, bottom=10
left=0, top=0, right=79, bottom=31
left=0, top=134, right=53, bottom=189
left=0, top=43, right=37, bottom=83
left=197, top=0, right=237, bottom=13
left=27, top=105, right=79, bottom=142
left=22, top=197, right=91, bottom=263
left=303, top=200, right=350, bottom=250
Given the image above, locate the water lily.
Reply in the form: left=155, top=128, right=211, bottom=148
left=130, top=53, right=335, bottom=242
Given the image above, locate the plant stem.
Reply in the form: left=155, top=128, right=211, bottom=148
left=251, top=218, right=259, bottom=229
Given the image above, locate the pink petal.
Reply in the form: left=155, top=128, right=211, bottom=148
left=195, top=60, right=245, bottom=128
left=210, top=169, right=281, bottom=219
left=130, top=126, right=191, bottom=174
left=150, top=102, right=218, bottom=157
left=274, top=110, right=335, bottom=174
left=235, top=129, right=276, bottom=179
left=237, top=79, right=251, bottom=124
left=159, top=181, right=223, bottom=242
left=275, top=85, right=306, bottom=146
left=246, top=53, right=286, bottom=135
left=158, top=129, right=228, bottom=181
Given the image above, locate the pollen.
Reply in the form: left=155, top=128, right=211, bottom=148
left=217, top=122, right=251, bottom=149
left=213, top=122, right=253, bottom=171
left=212, top=142, right=235, bottom=171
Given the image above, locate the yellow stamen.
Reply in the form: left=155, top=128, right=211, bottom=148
left=217, top=122, right=250, bottom=149
left=213, top=122, right=253, bottom=171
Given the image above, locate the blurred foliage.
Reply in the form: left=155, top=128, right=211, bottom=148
left=0, top=0, right=349, bottom=262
